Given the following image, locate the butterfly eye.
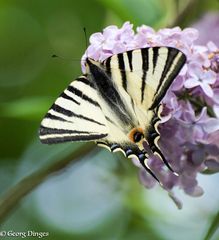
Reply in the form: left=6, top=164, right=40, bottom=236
left=133, top=131, right=144, bottom=143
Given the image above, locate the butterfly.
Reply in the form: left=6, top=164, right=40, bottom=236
left=39, top=47, right=186, bottom=183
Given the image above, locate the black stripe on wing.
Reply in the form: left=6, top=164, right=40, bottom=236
left=44, top=112, right=71, bottom=122
left=41, top=133, right=108, bottom=144
left=39, top=126, right=94, bottom=136
left=118, top=53, right=127, bottom=90
left=39, top=124, right=107, bottom=144
left=152, top=47, right=159, bottom=73
left=149, top=47, right=186, bottom=110
left=127, top=50, right=133, bottom=72
left=52, top=104, right=73, bottom=117
left=67, top=85, right=100, bottom=107
left=51, top=104, right=106, bottom=126
left=76, top=76, right=95, bottom=87
left=96, top=141, right=160, bottom=183
left=61, top=92, right=80, bottom=105
left=141, top=48, right=149, bottom=102
left=104, top=57, right=112, bottom=77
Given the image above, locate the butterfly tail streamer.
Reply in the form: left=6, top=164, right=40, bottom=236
left=138, top=155, right=161, bottom=184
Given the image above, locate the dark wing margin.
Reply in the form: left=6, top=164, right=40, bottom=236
left=96, top=141, right=160, bottom=183
left=145, top=105, right=177, bottom=174
left=39, top=75, right=108, bottom=144
left=148, top=47, right=186, bottom=110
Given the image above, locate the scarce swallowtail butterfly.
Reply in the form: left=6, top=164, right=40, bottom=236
left=39, top=47, right=186, bottom=183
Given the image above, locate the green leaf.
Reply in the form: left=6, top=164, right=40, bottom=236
left=204, top=210, right=219, bottom=240
left=0, top=96, right=52, bottom=120
left=97, top=0, right=164, bottom=27
left=0, top=6, right=48, bottom=89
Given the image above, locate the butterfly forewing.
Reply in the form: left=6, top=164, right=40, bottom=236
left=39, top=76, right=108, bottom=144
left=103, top=47, right=186, bottom=110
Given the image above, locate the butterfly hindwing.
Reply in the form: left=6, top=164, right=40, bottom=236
left=39, top=76, right=109, bottom=144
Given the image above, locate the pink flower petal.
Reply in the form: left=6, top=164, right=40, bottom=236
left=182, top=28, right=199, bottom=42
left=184, top=78, right=200, bottom=88
left=203, top=118, right=219, bottom=133
left=207, top=41, right=218, bottom=52
left=89, top=32, right=104, bottom=44
left=201, top=83, right=214, bottom=97
left=103, top=25, right=118, bottom=39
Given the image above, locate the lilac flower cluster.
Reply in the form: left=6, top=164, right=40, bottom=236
left=81, top=22, right=219, bottom=206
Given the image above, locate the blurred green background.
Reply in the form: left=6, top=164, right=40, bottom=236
left=0, top=0, right=219, bottom=239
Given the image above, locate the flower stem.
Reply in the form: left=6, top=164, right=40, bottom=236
left=204, top=210, right=219, bottom=240
left=0, top=143, right=95, bottom=225
left=169, top=0, right=198, bottom=27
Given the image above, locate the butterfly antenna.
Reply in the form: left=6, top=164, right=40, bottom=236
left=51, top=54, right=81, bottom=62
left=83, top=27, right=88, bottom=49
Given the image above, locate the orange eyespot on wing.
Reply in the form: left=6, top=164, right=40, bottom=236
left=128, top=127, right=144, bottom=143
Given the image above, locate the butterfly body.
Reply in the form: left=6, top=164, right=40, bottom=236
left=40, top=47, right=186, bottom=181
